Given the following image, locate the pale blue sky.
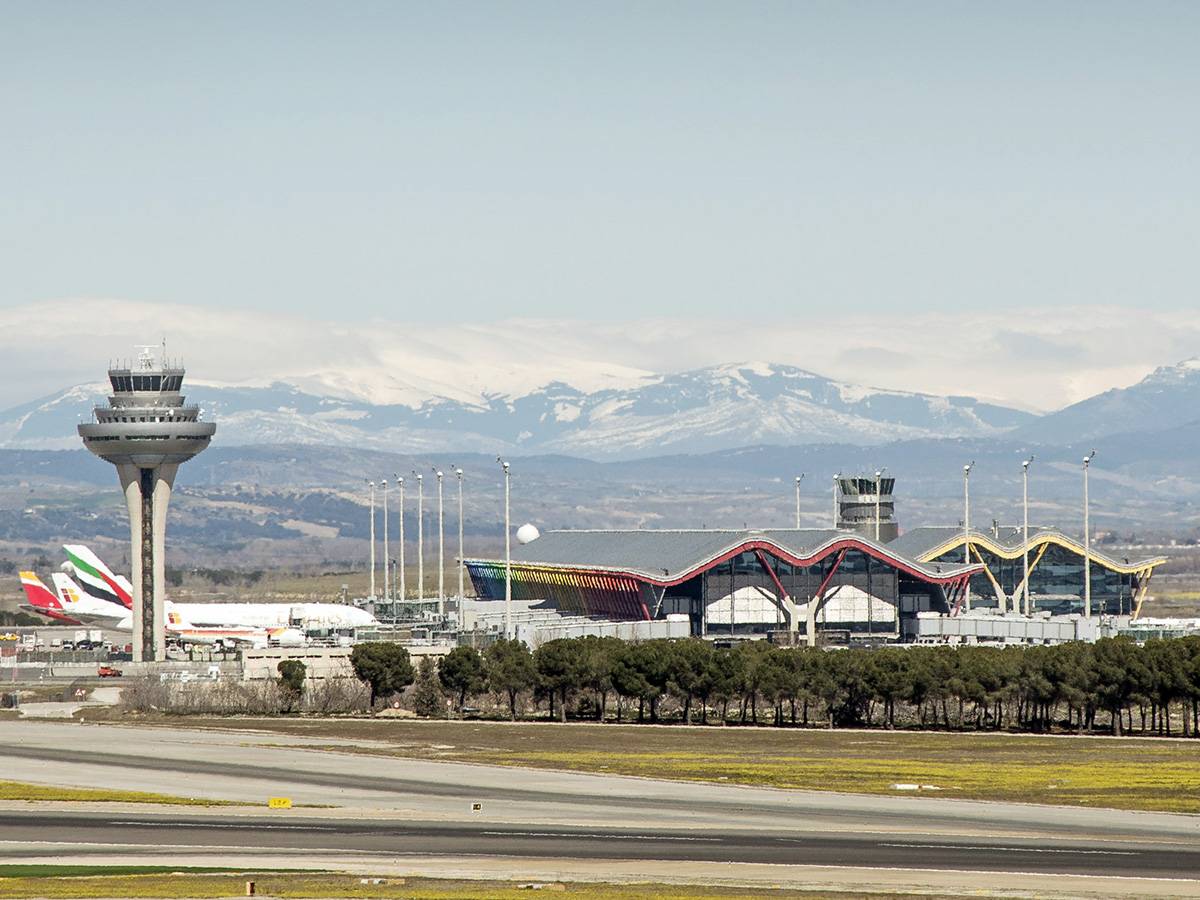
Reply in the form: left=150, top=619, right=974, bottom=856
left=2, top=2, right=1198, bottom=324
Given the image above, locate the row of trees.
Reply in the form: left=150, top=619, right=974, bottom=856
left=351, top=636, right=1200, bottom=736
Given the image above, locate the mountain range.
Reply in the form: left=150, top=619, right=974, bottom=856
left=1, top=357, right=1198, bottom=461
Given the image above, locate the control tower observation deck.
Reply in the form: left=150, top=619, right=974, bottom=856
left=78, top=346, right=215, bottom=662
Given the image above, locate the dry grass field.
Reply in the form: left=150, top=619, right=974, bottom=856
left=0, top=868, right=971, bottom=899
left=0, top=781, right=233, bottom=806
left=166, top=717, right=1200, bottom=814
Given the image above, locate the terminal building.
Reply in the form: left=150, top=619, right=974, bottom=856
left=890, top=527, right=1166, bottom=619
left=466, top=529, right=980, bottom=644
left=466, top=476, right=1171, bottom=646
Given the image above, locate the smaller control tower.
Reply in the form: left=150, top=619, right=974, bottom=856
left=836, top=475, right=898, bottom=542
left=79, top=346, right=215, bottom=661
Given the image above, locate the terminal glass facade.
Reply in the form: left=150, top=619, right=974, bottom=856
left=930, top=543, right=1142, bottom=616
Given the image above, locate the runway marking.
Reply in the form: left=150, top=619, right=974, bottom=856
left=880, top=842, right=1139, bottom=856
left=109, top=821, right=339, bottom=831
left=481, top=831, right=721, bottom=842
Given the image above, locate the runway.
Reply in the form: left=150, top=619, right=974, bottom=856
left=1, top=720, right=1198, bottom=895
left=2, top=809, right=1199, bottom=879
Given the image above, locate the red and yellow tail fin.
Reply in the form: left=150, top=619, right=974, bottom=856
left=19, top=572, right=81, bottom=624
left=19, top=571, right=61, bottom=611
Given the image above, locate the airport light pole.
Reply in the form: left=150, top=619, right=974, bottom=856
left=1083, top=449, right=1096, bottom=617
left=394, top=474, right=405, bottom=603
left=874, top=468, right=886, bottom=541
left=381, top=479, right=389, bottom=606
left=414, top=472, right=424, bottom=603
left=499, top=458, right=512, bottom=639
left=367, top=480, right=376, bottom=601
left=455, top=467, right=465, bottom=605
left=794, top=474, right=804, bottom=529
left=434, top=468, right=445, bottom=619
left=1022, top=456, right=1034, bottom=616
left=963, top=461, right=974, bottom=611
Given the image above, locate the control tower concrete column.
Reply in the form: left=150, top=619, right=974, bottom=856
left=79, top=346, right=215, bottom=662
left=118, top=462, right=178, bottom=661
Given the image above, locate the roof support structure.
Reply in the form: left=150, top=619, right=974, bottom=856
left=1132, top=568, right=1153, bottom=620
left=753, top=548, right=799, bottom=633
left=970, top=544, right=1009, bottom=613
left=805, top=549, right=847, bottom=647
left=1010, top=542, right=1051, bottom=615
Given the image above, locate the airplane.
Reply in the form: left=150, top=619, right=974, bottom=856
left=62, top=545, right=131, bottom=609
left=64, top=544, right=379, bottom=631
left=163, top=610, right=305, bottom=649
left=18, top=572, right=83, bottom=625
left=49, top=573, right=132, bottom=629
left=18, top=572, right=304, bottom=649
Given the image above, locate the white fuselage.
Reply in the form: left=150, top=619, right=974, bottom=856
left=170, top=603, right=377, bottom=630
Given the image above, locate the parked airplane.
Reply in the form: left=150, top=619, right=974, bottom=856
left=164, top=610, right=304, bottom=649
left=49, top=573, right=130, bottom=629
left=63, top=545, right=379, bottom=631
left=18, top=572, right=304, bottom=649
left=62, top=544, right=131, bottom=609
left=18, top=572, right=83, bottom=625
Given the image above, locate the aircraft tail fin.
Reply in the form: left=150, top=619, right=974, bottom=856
left=50, top=572, right=87, bottom=608
left=20, top=572, right=60, bottom=611
left=19, top=571, right=80, bottom=623
left=62, top=544, right=132, bottom=609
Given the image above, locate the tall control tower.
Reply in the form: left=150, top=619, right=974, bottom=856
left=78, top=346, right=215, bottom=661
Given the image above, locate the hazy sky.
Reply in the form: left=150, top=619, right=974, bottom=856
left=2, top=3, right=1198, bottom=405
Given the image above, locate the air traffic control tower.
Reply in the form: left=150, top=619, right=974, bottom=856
left=79, top=347, right=215, bottom=661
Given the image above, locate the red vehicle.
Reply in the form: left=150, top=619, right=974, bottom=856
left=97, top=665, right=122, bottom=678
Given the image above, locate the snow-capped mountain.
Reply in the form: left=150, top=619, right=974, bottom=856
left=1015, top=357, right=1200, bottom=445
left=0, top=362, right=1035, bottom=459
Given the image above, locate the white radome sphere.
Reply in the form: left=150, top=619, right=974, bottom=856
left=516, top=523, right=541, bottom=544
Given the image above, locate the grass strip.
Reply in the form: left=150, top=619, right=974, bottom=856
left=0, top=780, right=236, bottom=806
left=0, top=865, right=243, bottom=877
left=0, top=871, right=972, bottom=898
left=183, top=717, right=1200, bottom=815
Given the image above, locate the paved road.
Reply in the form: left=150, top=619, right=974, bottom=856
left=1, top=809, right=1198, bottom=880
left=0, top=720, right=1198, bottom=893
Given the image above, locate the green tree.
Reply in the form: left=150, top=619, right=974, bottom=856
left=867, top=648, right=910, bottom=729
left=412, top=656, right=443, bottom=718
left=534, top=639, right=588, bottom=722
left=665, top=639, right=714, bottom=724
left=276, top=659, right=306, bottom=714
left=1092, top=637, right=1146, bottom=736
left=439, top=646, right=488, bottom=711
left=484, top=639, right=536, bottom=720
left=733, top=641, right=774, bottom=724
left=611, top=642, right=653, bottom=723
left=350, top=642, right=415, bottom=708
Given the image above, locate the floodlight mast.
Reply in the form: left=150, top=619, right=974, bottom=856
left=794, top=474, right=804, bottom=529
left=435, top=468, right=445, bottom=619
left=498, top=457, right=512, bottom=640
left=1022, top=456, right=1034, bottom=616
left=367, top=481, right=376, bottom=601
left=455, top=468, right=465, bottom=608
left=395, top=474, right=405, bottom=602
left=832, top=474, right=840, bottom=528
left=1083, top=450, right=1097, bottom=617
left=963, top=462, right=974, bottom=611
left=381, top=479, right=389, bottom=605
left=414, top=472, right=424, bottom=603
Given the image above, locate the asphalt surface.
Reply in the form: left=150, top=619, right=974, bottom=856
left=2, top=809, right=1198, bottom=880
left=0, top=719, right=1198, bottom=892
